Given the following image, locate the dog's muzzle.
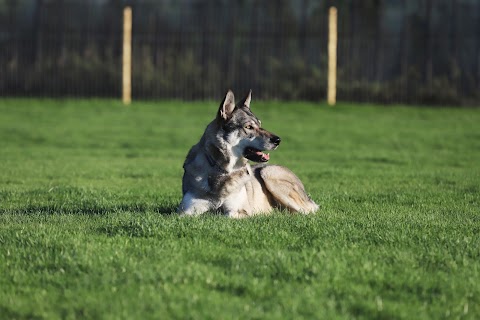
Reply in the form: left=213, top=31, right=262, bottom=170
left=271, top=135, right=281, bottom=147
left=243, top=135, right=281, bottom=163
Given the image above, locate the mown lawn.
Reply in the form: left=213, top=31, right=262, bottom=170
left=0, top=98, right=479, bottom=319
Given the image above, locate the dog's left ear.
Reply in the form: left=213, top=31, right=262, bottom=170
left=219, top=90, right=236, bottom=121
left=237, top=89, right=252, bottom=109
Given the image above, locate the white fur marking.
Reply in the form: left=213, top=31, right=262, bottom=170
left=178, top=192, right=211, bottom=215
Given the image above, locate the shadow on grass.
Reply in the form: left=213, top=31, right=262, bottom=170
left=0, top=203, right=178, bottom=215
left=0, top=306, right=43, bottom=320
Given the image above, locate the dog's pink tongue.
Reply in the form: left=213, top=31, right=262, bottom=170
left=257, top=151, right=270, bottom=161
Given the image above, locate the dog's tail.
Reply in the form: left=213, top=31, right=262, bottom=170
left=258, top=165, right=319, bottom=214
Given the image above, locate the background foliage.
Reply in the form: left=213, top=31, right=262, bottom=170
left=1, top=0, right=480, bottom=105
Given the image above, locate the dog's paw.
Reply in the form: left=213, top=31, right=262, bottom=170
left=226, top=210, right=249, bottom=219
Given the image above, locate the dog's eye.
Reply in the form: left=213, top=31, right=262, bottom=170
left=244, top=124, right=253, bottom=130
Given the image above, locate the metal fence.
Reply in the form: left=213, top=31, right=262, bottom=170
left=1, top=0, right=479, bottom=105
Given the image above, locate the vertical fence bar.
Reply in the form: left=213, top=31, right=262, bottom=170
left=328, top=6, right=338, bottom=106
left=122, top=6, right=132, bottom=105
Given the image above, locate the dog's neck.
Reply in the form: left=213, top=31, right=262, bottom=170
left=205, top=141, right=247, bottom=174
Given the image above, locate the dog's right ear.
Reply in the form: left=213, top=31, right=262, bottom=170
left=218, top=90, right=235, bottom=121
left=236, top=89, right=252, bottom=109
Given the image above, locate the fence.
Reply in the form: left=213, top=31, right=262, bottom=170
left=1, top=0, right=479, bottom=105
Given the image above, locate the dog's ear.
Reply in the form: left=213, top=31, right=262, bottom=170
left=236, top=89, right=252, bottom=109
left=218, top=90, right=235, bottom=121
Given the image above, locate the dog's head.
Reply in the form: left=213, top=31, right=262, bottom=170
left=216, top=90, right=281, bottom=163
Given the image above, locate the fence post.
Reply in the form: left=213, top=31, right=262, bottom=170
left=327, top=6, right=337, bottom=106
left=122, top=6, right=132, bottom=105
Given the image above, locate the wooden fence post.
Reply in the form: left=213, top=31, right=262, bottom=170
left=328, top=6, right=337, bottom=106
left=122, top=6, right=132, bottom=105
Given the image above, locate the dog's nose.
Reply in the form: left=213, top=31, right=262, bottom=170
left=271, top=136, right=281, bottom=146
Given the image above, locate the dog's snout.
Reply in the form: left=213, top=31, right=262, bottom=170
left=271, top=136, right=281, bottom=146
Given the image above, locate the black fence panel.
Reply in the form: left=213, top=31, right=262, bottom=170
left=0, top=0, right=479, bottom=105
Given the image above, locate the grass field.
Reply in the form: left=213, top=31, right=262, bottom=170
left=0, top=98, right=479, bottom=319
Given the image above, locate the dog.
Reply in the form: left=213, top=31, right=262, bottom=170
left=178, top=90, right=319, bottom=218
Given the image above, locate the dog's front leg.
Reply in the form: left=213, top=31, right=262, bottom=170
left=209, top=167, right=252, bottom=197
left=177, top=192, right=212, bottom=216
left=209, top=168, right=253, bottom=218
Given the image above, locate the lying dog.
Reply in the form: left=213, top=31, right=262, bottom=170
left=178, top=90, right=319, bottom=218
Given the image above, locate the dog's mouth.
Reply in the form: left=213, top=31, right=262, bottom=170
left=243, top=147, right=270, bottom=162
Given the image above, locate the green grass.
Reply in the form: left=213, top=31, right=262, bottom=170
left=0, top=98, right=479, bottom=319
